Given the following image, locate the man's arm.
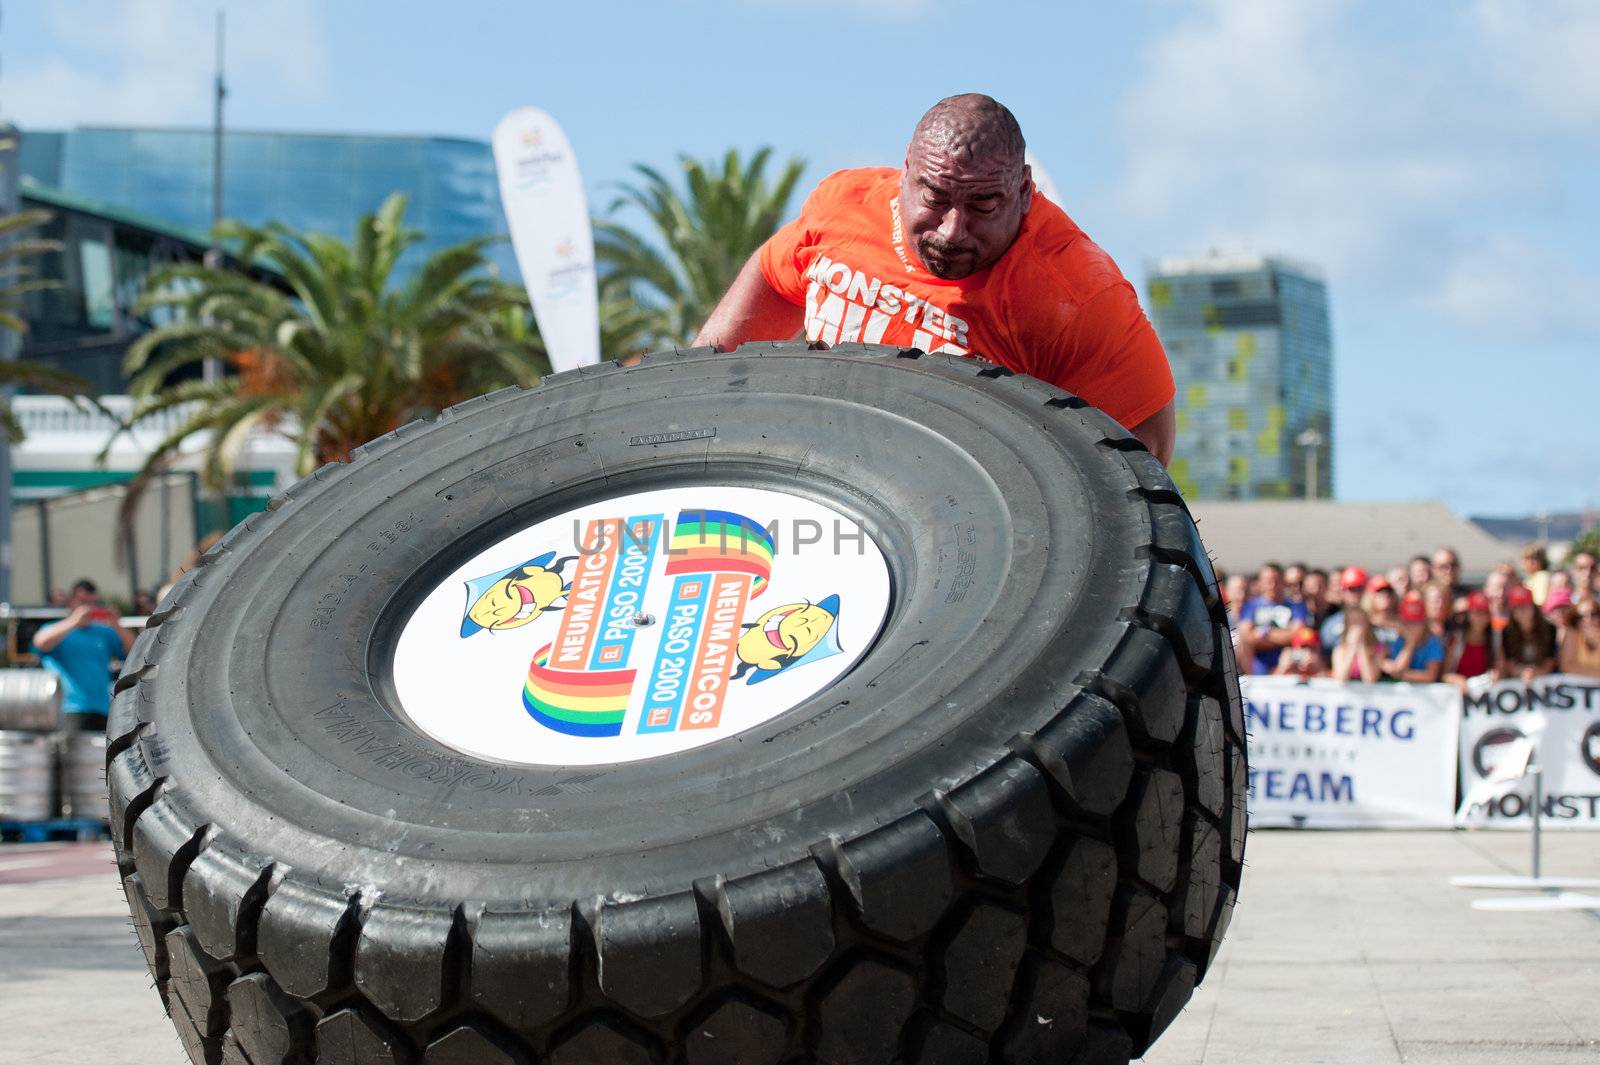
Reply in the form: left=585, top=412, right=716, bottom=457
left=32, top=606, right=88, bottom=654
left=691, top=252, right=804, bottom=351
left=1130, top=399, right=1175, bottom=466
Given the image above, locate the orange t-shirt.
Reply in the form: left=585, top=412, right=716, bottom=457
left=759, top=167, right=1174, bottom=429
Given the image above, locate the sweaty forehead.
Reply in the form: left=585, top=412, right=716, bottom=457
left=908, top=141, right=1019, bottom=193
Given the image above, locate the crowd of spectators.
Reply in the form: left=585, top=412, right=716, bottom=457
left=1223, top=545, right=1600, bottom=689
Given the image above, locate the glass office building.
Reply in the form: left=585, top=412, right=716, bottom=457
left=14, top=182, right=287, bottom=395
left=1146, top=254, right=1333, bottom=500
left=18, top=127, right=514, bottom=281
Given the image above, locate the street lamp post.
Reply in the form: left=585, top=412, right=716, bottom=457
left=1296, top=428, right=1325, bottom=500
left=203, top=9, right=226, bottom=382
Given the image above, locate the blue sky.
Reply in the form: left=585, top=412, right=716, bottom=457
left=3, top=0, right=1596, bottom=518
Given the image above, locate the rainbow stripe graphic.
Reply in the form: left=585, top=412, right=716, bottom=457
left=522, top=644, right=635, bottom=737
left=665, top=509, right=774, bottom=595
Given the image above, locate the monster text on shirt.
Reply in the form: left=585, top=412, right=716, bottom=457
left=801, top=253, right=971, bottom=356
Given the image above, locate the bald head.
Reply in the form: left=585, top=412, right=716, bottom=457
left=900, top=94, right=1033, bottom=279
left=910, top=94, right=1027, bottom=173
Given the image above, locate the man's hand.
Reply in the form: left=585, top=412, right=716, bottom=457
left=32, top=605, right=91, bottom=654
left=1130, top=399, right=1176, bottom=466
left=692, top=251, right=804, bottom=352
left=1263, top=627, right=1295, bottom=648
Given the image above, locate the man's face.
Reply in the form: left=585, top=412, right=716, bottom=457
left=1432, top=551, right=1459, bottom=583
left=1573, top=552, right=1597, bottom=592
left=1257, top=567, right=1283, bottom=601
left=69, top=587, right=98, bottom=610
left=900, top=143, right=1031, bottom=279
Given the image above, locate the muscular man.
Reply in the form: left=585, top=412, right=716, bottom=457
left=694, top=94, right=1177, bottom=462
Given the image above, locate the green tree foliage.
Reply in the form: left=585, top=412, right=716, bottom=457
left=1570, top=527, right=1600, bottom=563
left=596, top=148, right=806, bottom=345
left=122, top=193, right=546, bottom=489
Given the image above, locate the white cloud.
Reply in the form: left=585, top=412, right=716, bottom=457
left=1432, top=235, right=1600, bottom=340
left=1476, top=0, right=1600, bottom=127
left=2, top=0, right=329, bottom=128
left=1108, top=0, right=1600, bottom=341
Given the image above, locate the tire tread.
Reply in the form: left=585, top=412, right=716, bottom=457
left=110, top=342, right=1244, bottom=1064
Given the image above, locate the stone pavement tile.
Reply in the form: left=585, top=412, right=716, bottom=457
left=1140, top=830, right=1600, bottom=1064
left=4, top=963, right=186, bottom=1065
left=1514, top=959, right=1600, bottom=1044
left=1400, top=1042, right=1600, bottom=1062
left=1367, top=961, right=1582, bottom=1048
left=1145, top=960, right=1404, bottom=1065
left=1221, top=884, right=1370, bottom=965
left=1191, top=996, right=1403, bottom=1065
left=0, top=876, right=181, bottom=1065
left=1349, top=872, right=1600, bottom=959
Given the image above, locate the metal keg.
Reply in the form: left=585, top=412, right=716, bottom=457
left=0, top=669, right=63, bottom=732
left=62, top=733, right=109, bottom=820
left=0, top=731, right=55, bottom=822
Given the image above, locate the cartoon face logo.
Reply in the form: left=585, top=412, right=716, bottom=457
left=460, top=552, right=575, bottom=637
left=733, top=595, right=842, bottom=685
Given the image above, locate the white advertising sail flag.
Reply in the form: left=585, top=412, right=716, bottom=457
left=1025, top=148, right=1061, bottom=205
left=492, top=107, right=600, bottom=372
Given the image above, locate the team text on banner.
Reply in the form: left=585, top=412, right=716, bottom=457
left=1243, top=676, right=1460, bottom=828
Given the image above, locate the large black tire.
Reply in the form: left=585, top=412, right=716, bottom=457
left=110, top=342, right=1245, bottom=1065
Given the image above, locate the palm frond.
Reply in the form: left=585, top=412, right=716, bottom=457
left=599, top=148, right=806, bottom=344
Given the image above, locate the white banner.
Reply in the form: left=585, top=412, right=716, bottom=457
left=492, top=107, right=600, bottom=373
left=1243, top=676, right=1460, bottom=828
left=1456, top=674, right=1600, bottom=829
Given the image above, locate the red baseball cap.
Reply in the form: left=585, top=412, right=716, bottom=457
left=1399, top=592, right=1427, bottom=623
left=1366, top=575, right=1392, bottom=593
left=1508, top=585, right=1535, bottom=607
left=1291, top=627, right=1319, bottom=648
left=1467, top=590, right=1491, bottom=612
left=1340, top=566, right=1369, bottom=590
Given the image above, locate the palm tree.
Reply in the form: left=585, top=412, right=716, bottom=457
left=0, top=205, right=97, bottom=441
left=121, top=193, right=546, bottom=492
left=596, top=148, right=806, bottom=345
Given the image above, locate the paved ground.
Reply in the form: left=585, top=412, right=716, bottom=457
left=0, top=831, right=1596, bottom=1064
left=1145, top=831, right=1600, bottom=1065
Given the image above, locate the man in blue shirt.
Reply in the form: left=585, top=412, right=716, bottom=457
left=1238, top=562, right=1309, bottom=674
left=31, top=579, right=134, bottom=733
